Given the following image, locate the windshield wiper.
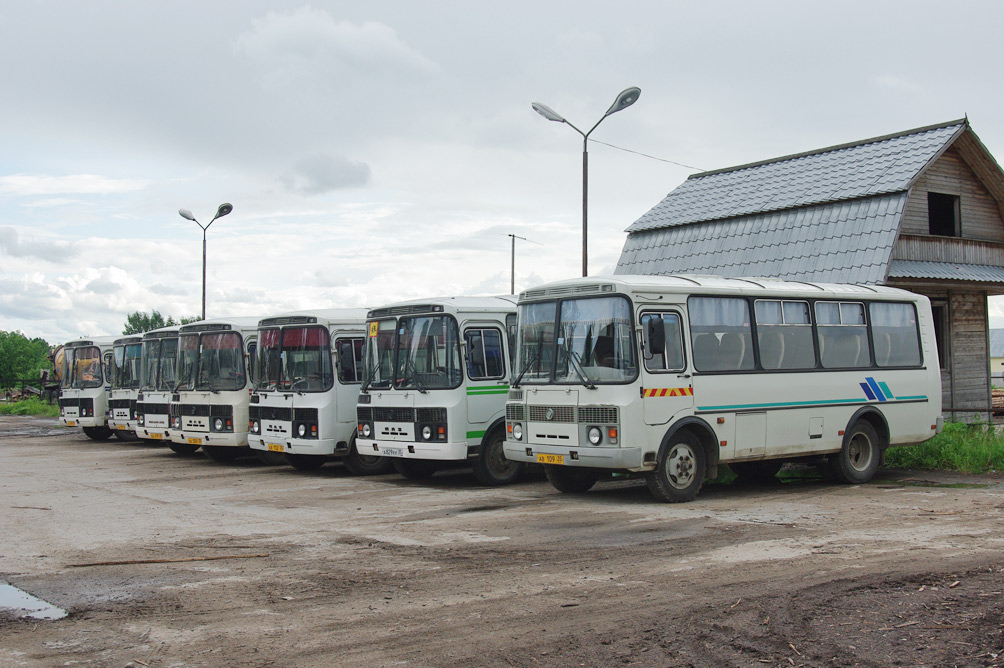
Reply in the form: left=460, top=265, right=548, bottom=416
left=398, top=355, right=428, bottom=394
left=511, top=352, right=539, bottom=389
left=560, top=342, right=596, bottom=390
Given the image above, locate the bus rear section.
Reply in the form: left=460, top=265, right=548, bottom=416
left=135, top=326, right=182, bottom=447
left=58, top=336, right=116, bottom=441
left=108, top=335, right=143, bottom=439
left=355, top=296, right=520, bottom=485
left=504, top=275, right=942, bottom=503
left=170, top=318, right=259, bottom=462
left=247, top=309, right=389, bottom=474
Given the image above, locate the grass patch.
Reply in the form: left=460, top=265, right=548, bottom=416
left=883, top=420, right=1004, bottom=474
left=0, top=398, right=60, bottom=418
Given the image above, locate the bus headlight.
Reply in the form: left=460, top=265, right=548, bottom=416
left=588, top=426, right=602, bottom=445
left=250, top=420, right=260, bottom=434
left=298, top=423, right=307, bottom=437
left=422, top=425, right=432, bottom=440
left=214, top=418, right=224, bottom=431
left=512, top=423, right=523, bottom=441
left=361, top=423, right=372, bottom=438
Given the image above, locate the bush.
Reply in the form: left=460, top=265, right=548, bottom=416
left=883, top=420, right=1004, bottom=473
left=0, top=397, right=60, bottom=417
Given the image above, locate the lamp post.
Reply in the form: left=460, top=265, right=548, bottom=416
left=532, top=87, right=640, bottom=277
left=179, top=203, right=233, bottom=320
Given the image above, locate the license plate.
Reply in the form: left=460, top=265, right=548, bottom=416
left=267, top=443, right=284, bottom=452
left=537, top=453, right=564, bottom=465
left=187, top=437, right=203, bottom=445
left=383, top=448, right=403, bottom=457
left=66, top=420, right=76, bottom=426
left=116, top=424, right=126, bottom=430
left=149, top=433, right=163, bottom=440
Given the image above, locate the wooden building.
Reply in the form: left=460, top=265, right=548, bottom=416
left=616, top=119, right=1004, bottom=421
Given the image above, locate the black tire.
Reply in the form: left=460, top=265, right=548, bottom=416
left=392, top=458, right=439, bottom=480
left=83, top=426, right=114, bottom=441
left=202, top=445, right=244, bottom=462
left=256, top=450, right=287, bottom=466
left=472, top=430, right=524, bottom=486
left=342, top=437, right=392, bottom=476
left=544, top=464, right=599, bottom=493
left=285, top=453, right=327, bottom=471
left=169, top=442, right=201, bottom=455
left=646, top=430, right=706, bottom=503
left=730, top=459, right=784, bottom=483
left=829, top=420, right=881, bottom=484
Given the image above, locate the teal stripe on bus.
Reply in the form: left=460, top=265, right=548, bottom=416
left=696, top=396, right=927, bottom=411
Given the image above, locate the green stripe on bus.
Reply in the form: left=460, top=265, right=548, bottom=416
left=467, top=387, right=510, bottom=395
left=696, top=396, right=927, bottom=411
left=467, top=430, right=486, bottom=439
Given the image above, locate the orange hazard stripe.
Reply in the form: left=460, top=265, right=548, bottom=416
left=642, top=387, right=693, bottom=398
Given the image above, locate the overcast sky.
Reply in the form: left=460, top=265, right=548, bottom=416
left=3, top=0, right=1004, bottom=344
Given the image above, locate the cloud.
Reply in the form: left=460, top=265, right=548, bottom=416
left=0, top=226, right=78, bottom=262
left=279, top=153, right=371, bottom=194
left=869, top=75, right=924, bottom=96
left=0, top=174, right=150, bottom=196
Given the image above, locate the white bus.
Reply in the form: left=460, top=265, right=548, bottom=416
left=58, top=336, right=116, bottom=440
left=247, top=309, right=390, bottom=474
left=135, top=326, right=182, bottom=448
left=355, top=296, right=523, bottom=485
left=169, top=317, right=259, bottom=462
left=503, top=275, right=943, bottom=503
left=107, top=335, right=144, bottom=438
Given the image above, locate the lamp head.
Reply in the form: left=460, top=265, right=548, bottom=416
left=215, top=203, right=233, bottom=219
left=178, top=209, right=196, bottom=222
left=531, top=102, right=567, bottom=124
left=604, top=87, right=641, bottom=117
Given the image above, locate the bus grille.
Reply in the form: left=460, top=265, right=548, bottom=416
left=250, top=406, right=291, bottom=421
left=507, top=389, right=523, bottom=401
left=528, top=405, right=575, bottom=423
left=577, top=407, right=619, bottom=424
left=416, top=408, right=446, bottom=423
left=374, top=407, right=415, bottom=422
left=506, top=404, right=525, bottom=422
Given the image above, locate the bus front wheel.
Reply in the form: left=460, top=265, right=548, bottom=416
left=829, top=420, right=881, bottom=484
left=544, top=465, right=599, bottom=493
left=647, top=431, right=706, bottom=503
left=392, top=458, right=438, bottom=479
left=343, top=438, right=392, bottom=476
left=202, top=445, right=243, bottom=462
left=285, top=453, right=326, bottom=470
left=83, top=426, right=114, bottom=441
left=472, top=431, right=524, bottom=486
left=168, top=442, right=200, bottom=456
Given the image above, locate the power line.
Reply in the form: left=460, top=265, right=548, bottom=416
left=587, top=139, right=705, bottom=172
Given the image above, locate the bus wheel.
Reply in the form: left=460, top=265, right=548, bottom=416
left=83, top=426, right=114, bottom=441
left=829, top=420, right=881, bottom=484
left=730, top=459, right=784, bottom=483
left=544, top=465, right=599, bottom=493
left=285, top=453, right=326, bottom=471
left=647, top=431, right=706, bottom=503
left=202, top=445, right=243, bottom=462
left=168, top=442, right=200, bottom=456
left=256, top=451, right=287, bottom=466
left=343, top=439, right=392, bottom=476
left=472, top=431, right=523, bottom=486
left=392, top=459, right=438, bottom=479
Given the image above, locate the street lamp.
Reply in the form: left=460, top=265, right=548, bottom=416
left=532, top=87, right=640, bottom=277
left=179, top=202, right=233, bottom=320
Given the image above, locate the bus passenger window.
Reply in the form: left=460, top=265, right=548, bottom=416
left=869, top=302, right=921, bottom=367
left=688, top=297, right=754, bottom=372
left=816, top=301, right=870, bottom=368
left=754, top=299, right=814, bottom=370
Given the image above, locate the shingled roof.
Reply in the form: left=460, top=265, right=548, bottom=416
left=615, top=119, right=1003, bottom=283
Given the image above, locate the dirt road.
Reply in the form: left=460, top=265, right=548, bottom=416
left=1, top=415, right=1003, bottom=667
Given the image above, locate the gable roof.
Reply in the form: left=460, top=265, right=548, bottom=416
left=626, top=119, right=966, bottom=234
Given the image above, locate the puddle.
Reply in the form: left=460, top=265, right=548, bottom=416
left=0, top=583, right=67, bottom=620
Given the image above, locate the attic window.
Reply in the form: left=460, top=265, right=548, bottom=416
left=928, top=192, right=960, bottom=237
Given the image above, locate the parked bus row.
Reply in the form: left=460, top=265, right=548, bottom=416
left=56, top=275, right=943, bottom=502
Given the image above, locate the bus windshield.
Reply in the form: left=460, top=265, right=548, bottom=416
left=112, top=343, right=142, bottom=389
left=141, top=338, right=179, bottom=391
left=362, top=315, right=462, bottom=391
left=63, top=346, right=104, bottom=389
left=515, top=296, right=637, bottom=385
left=176, top=331, right=246, bottom=392
left=254, top=326, right=333, bottom=393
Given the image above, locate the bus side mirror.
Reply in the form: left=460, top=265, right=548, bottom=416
left=646, top=317, right=665, bottom=355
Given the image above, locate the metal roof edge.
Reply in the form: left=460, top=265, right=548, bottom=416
left=687, top=118, right=968, bottom=181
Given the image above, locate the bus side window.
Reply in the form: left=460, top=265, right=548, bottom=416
left=336, top=338, right=365, bottom=383
left=641, top=312, right=685, bottom=372
left=465, top=328, right=505, bottom=380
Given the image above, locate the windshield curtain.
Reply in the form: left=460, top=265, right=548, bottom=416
left=254, top=326, right=332, bottom=393
left=516, top=296, right=637, bottom=385
left=362, top=315, right=462, bottom=391
left=112, top=343, right=142, bottom=389
left=176, top=331, right=246, bottom=392
left=155, top=338, right=179, bottom=391
left=65, top=346, right=104, bottom=389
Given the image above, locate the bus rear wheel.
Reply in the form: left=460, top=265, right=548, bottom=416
left=83, top=426, right=114, bottom=440
left=392, top=459, right=438, bottom=479
left=472, top=431, right=523, bottom=486
left=647, top=431, right=706, bottom=503
left=544, top=465, right=599, bottom=493
left=169, top=442, right=200, bottom=456
left=343, top=438, right=392, bottom=475
left=285, top=453, right=326, bottom=470
left=829, top=420, right=881, bottom=484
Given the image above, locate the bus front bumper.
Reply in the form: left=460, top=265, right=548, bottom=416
left=175, top=431, right=247, bottom=448
left=248, top=435, right=340, bottom=457
left=356, top=439, right=469, bottom=461
left=503, top=441, right=645, bottom=470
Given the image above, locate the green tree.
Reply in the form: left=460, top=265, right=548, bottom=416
left=122, top=311, right=200, bottom=335
left=0, top=331, right=52, bottom=380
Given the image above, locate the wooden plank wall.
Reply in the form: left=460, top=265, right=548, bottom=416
left=901, top=147, right=1004, bottom=241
